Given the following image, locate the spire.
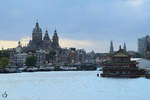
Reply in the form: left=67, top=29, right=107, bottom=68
left=54, top=28, right=58, bottom=36
left=43, top=29, right=50, bottom=41
left=53, top=28, right=58, bottom=40
left=110, top=40, right=114, bottom=53
left=52, top=28, right=60, bottom=49
left=35, top=19, right=39, bottom=28
left=119, top=45, right=122, bottom=50
left=123, top=43, right=127, bottom=52
left=18, top=41, right=22, bottom=47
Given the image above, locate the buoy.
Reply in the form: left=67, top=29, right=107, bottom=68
left=97, top=73, right=99, bottom=77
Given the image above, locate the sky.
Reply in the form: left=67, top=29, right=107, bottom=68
left=0, top=0, right=150, bottom=53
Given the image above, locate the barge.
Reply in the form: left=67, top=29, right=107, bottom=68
left=101, top=46, right=145, bottom=78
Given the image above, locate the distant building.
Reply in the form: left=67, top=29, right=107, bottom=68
left=25, top=21, right=60, bottom=52
left=15, top=53, right=28, bottom=66
left=138, top=35, right=150, bottom=58
left=86, top=50, right=96, bottom=64
left=36, top=49, right=47, bottom=66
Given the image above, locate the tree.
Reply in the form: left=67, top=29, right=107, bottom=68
left=0, top=57, right=9, bottom=68
left=48, top=50, right=56, bottom=64
left=25, top=56, right=37, bottom=67
left=0, top=50, right=10, bottom=58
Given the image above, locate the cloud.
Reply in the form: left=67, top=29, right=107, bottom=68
left=0, top=40, right=18, bottom=49
left=0, top=37, right=31, bottom=50
left=0, top=37, right=134, bottom=53
left=60, top=38, right=93, bottom=48
left=0, top=37, right=110, bottom=53
left=126, top=0, right=145, bottom=7
left=60, top=38, right=111, bottom=53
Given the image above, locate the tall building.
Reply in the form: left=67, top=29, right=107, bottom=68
left=25, top=21, right=60, bottom=52
left=110, top=41, right=114, bottom=54
left=138, top=35, right=150, bottom=58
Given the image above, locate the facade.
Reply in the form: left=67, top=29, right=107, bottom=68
left=36, top=49, right=47, bottom=66
left=58, top=48, right=86, bottom=64
left=15, top=53, right=28, bottom=66
left=86, top=51, right=96, bottom=64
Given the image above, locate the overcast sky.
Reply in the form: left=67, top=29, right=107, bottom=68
left=0, top=0, right=150, bottom=52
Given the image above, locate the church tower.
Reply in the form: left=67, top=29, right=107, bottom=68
left=52, top=29, right=60, bottom=49
left=43, top=29, right=52, bottom=50
left=110, top=40, right=114, bottom=54
left=43, top=29, right=51, bottom=42
left=32, top=20, right=42, bottom=43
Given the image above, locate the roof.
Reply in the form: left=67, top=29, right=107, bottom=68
left=113, top=49, right=129, bottom=57
left=113, top=52, right=128, bottom=57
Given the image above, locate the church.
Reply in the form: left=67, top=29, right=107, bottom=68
left=24, top=21, right=60, bottom=52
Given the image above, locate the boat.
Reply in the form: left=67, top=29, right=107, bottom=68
left=101, top=46, right=146, bottom=78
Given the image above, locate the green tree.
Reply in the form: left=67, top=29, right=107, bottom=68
left=48, top=50, right=56, bottom=64
left=0, top=50, right=10, bottom=58
left=25, top=56, right=37, bottom=67
left=0, top=57, right=9, bottom=68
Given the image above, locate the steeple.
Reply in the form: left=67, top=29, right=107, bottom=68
left=123, top=43, right=127, bottom=52
left=119, top=45, right=122, bottom=50
left=43, top=29, right=50, bottom=41
left=36, top=19, right=39, bottom=28
left=16, top=41, right=22, bottom=53
left=54, top=29, right=58, bottom=37
left=53, top=29, right=58, bottom=40
left=33, top=19, right=41, bottom=32
left=52, top=29, right=60, bottom=49
left=18, top=41, right=22, bottom=47
left=110, top=40, right=114, bottom=54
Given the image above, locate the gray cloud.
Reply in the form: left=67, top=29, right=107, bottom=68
left=0, top=0, right=150, bottom=52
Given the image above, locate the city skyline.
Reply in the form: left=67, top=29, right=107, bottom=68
left=0, top=0, right=150, bottom=52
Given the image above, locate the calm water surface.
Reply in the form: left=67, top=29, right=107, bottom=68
left=0, top=71, right=149, bottom=100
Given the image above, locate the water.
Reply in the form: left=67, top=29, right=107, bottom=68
left=0, top=71, right=149, bottom=100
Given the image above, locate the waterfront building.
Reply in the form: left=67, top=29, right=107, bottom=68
left=15, top=53, right=28, bottom=67
left=86, top=50, right=96, bottom=64
left=36, top=49, right=47, bottom=66
left=76, top=49, right=86, bottom=64
left=58, top=48, right=87, bottom=65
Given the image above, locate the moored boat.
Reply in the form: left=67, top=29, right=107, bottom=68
left=101, top=46, right=146, bottom=78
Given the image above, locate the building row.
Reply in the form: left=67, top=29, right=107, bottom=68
left=7, top=21, right=98, bottom=67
